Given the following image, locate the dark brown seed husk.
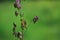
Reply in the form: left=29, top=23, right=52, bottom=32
left=20, top=38, right=23, bottom=40
left=15, top=11, right=18, bottom=16
left=13, top=27, right=15, bottom=32
left=17, top=32, right=20, bottom=38
left=20, top=13, right=24, bottom=17
left=14, top=3, right=17, bottom=8
left=13, top=32, right=17, bottom=37
left=13, top=22, right=16, bottom=27
left=33, top=16, right=38, bottom=23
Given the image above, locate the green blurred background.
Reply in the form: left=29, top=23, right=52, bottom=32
left=0, top=0, right=60, bottom=40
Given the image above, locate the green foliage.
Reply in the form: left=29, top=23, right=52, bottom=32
left=0, top=1, right=60, bottom=40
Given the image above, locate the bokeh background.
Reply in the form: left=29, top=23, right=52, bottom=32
left=0, top=0, right=60, bottom=40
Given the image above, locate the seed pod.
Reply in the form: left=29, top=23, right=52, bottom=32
left=17, top=4, right=21, bottom=10
left=14, top=0, right=21, bottom=9
left=13, top=27, right=15, bottom=32
left=17, top=32, right=20, bottom=38
left=20, top=13, right=24, bottom=17
left=20, top=38, right=23, bottom=40
left=34, top=16, right=38, bottom=20
left=24, top=20, right=27, bottom=25
left=15, top=11, right=18, bottom=16
left=20, top=19, right=27, bottom=30
left=33, top=16, right=38, bottom=23
left=13, top=32, right=17, bottom=37
left=24, top=20, right=27, bottom=28
left=13, top=22, right=16, bottom=27
left=14, top=2, right=17, bottom=8
left=15, top=0, right=19, bottom=4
